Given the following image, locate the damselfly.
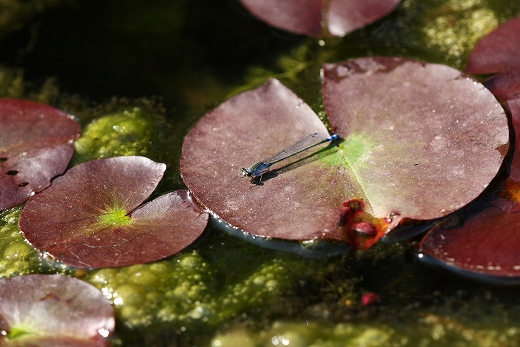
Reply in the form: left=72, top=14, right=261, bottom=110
left=241, top=132, right=339, bottom=182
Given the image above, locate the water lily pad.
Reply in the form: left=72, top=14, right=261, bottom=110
left=466, top=16, right=520, bottom=74
left=181, top=65, right=507, bottom=249
left=419, top=204, right=520, bottom=283
left=0, top=274, right=114, bottom=346
left=181, top=78, right=358, bottom=243
left=239, top=0, right=400, bottom=37
left=20, top=156, right=208, bottom=268
left=0, top=98, right=80, bottom=211
left=322, top=57, right=508, bottom=222
left=419, top=97, right=520, bottom=282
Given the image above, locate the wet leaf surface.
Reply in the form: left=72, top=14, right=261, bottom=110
left=466, top=16, right=520, bottom=75
left=20, top=156, right=208, bottom=268
left=182, top=79, right=355, bottom=243
left=420, top=97, right=520, bottom=281
left=239, top=0, right=400, bottom=37
left=181, top=62, right=508, bottom=248
left=0, top=274, right=114, bottom=347
left=322, top=57, right=508, bottom=221
left=0, top=98, right=80, bottom=211
left=420, top=204, right=520, bottom=283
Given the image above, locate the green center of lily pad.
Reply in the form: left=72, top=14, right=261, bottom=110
left=322, top=133, right=370, bottom=168
left=8, top=326, right=30, bottom=339
left=99, top=207, right=133, bottom=227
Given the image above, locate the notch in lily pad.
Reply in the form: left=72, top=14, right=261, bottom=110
left=239, top=0, right=400, bottom=37
left=0, top=274, right=114, bottom=346
left=19, top=156, right=208, bottom=268
left=0, top=98, right=81, bottom=211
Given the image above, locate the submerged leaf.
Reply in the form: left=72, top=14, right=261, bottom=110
left=0, top=274, right=114, bottom=346
left=0, top=98, right=80, bottom=211
left=20, top=156, right=208, bottom=268
left=181, top=66, right=507, bottom=249
left=239, top=0, right=400, bottom=37
left=466, top=16, right=520, bottom=75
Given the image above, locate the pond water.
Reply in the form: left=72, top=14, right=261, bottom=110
left=1, top=0, right=520, bottom=346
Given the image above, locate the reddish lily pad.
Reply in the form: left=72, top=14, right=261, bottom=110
left=420, top=169, right=520, bottom=282
left=181, top=79, right=353, bottom=243
left=181, top=63, right=508, bottom=249
left=239, top=0, right=400, bottom=37
left=322, top=57, right=508, bottom=221
left=419, top=97, right=520, bottom=282
left=420, top=206, right=520, bottom=282
left=20, top=156, right=208, bottom=268
left=466, top=16, right=520, bottom=75
left=0, top=274, right=114, bottom=346
left=0, top=98, right=80, bottom=211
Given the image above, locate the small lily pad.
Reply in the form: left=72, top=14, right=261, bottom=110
left=20, top=156, right=208, bottom=268
left=466, top=16, right=520, bottom=75
left=0, top=274, right=114, bottom=346
left=0, top=98, right=80, bottom=211
left=419, top=202, right=520, bottom=283
left=239, top=0, right=400, bottom=37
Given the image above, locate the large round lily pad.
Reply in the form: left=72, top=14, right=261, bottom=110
left=20, top=156, right=208, bottom=268
left=0, top=274, right=114, bottom=346
left=0, top=98, right=80, bottom=211
left=181, top=62, right=508, bottom=249
left=239, top=0, right=400, bottom=37
left=322, top=57, right=508, bottom=221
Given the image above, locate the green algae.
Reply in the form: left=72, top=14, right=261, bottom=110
left=0, top=207, right=70, bottom=278
left=0, top=65, right=24, bottom=98
left=84, top=239, right=322, bottom=331
left=420, top=0, right=499, bottom=67
left=71, top=106, right=167, bottom=164
left=210, top=314, right=520, bottom=347
left=0, top=207, right=39, bottom=278
left=211, top=321, right=396, bottom=347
